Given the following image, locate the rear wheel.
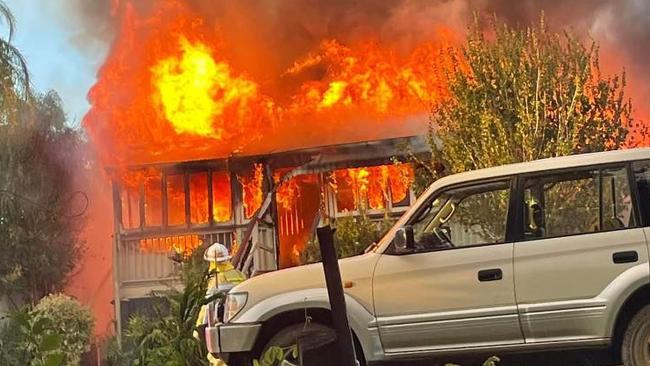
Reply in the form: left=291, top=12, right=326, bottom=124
left=622, top=303, right=650, bottom=366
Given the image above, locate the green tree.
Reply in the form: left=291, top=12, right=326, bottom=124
left=301, top=212, right=394, bottom=264
left=0, top=91, right=86, bottom=305
left=429, top=15, right=642, bottom=176
left=419, top=15, right=646, bottom=245
left=0, top=2, right=86, bottom=305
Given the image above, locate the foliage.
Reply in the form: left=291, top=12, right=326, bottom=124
left=0, top=307, right=65, bottom=366
left=428, top=15, right=642, bottom=178
left=253, top=345, right=297, bottom=366
left=301, top=212, right=394, bottom=264
left=0, top=1, right=86, bottom=306
left=109, top=248, right=222, bottom=366
left=0, top=3, right=87, bottom=362
left=412, top=15, right=646, bottom=241
left=30, top=294, right=94, bottom=366
left=0, top=91, right=87, bottom=305
left=104, top=336, right=126, bottom=366
left=0, top=1, right=28, bottom=118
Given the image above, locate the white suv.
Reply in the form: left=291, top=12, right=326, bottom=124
left=206, top=149, right=650, bottom=366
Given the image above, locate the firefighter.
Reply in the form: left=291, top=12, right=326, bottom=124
left=203, top=242, right=246, bottom=291
left=195, top=242, right=246, bottom=365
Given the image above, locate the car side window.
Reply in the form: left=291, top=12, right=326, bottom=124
left=632, top=160, right=650, bottom=225
left=410, top=180, right=510, bottom=251
left=522, top=166, right=635, bottom=240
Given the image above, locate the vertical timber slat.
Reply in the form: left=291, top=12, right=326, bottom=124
left=184, top=173, right=191, bottom=228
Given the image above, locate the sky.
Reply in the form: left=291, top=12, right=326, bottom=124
left=6, top=0, right=107, bottom=127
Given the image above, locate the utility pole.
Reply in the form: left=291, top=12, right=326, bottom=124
left=316, top=223, right=357, bottom=365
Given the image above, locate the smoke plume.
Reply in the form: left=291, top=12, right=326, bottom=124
left=61, top=0, right=650, bottom=112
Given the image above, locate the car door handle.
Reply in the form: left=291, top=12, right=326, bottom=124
left=613, top=251, right=638, bottom=264
left=478, top=268, right=503, bottom=282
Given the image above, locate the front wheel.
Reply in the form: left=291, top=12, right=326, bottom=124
left=261, top=323, right=365, bottom=366
left=621, top=303, right=650, bottom=366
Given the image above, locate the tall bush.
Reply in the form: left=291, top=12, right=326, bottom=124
left=0, top=308, right=61, bottom=365
left=428, top=15, right=644, bottom=178
left=30, top=294, right=94, bottom=366
left=301, top=213, right=394, bottom=264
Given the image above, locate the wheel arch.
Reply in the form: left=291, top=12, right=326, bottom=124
left=234, top=288, right=381, bottom=361
left=251, top=307, right=366, bottom=363
left=611, top=283, right=650, bottom=348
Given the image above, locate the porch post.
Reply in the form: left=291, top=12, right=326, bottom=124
left=264, top=163, right=281, bottom=271
left=110, top=178, right=123, bottom=342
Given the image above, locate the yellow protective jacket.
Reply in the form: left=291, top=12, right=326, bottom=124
left=208, top=261, right=246, bottom=290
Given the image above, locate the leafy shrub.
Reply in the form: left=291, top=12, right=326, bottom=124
left=30, top=294, right=94, bottom=366
left=104, top=335, right=128, bottom=366
left=109, top=249, right=221, bottom=366
left=301, top=213, right=394, bottom=264
left=253, top=345, right=296, bottom=366
left=119, top=285, right=208, bottom=366
left=0, top=307, right=65, bottom=366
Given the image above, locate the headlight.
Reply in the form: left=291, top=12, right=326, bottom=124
left=223, top=292, right=248, bottom=323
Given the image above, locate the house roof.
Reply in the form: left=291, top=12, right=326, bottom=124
left=106, top=113, right=430, bottom=170
left=111, top=134, right=430, bottom=173
left=236, top=113, right=429, bottom=157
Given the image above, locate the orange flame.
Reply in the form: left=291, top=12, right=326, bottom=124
left=84, top=1, right=458, bottom=166
left=212, top=171, right=232, bottom=222
left=86, top=1, right=443, bottom=260
left=85, top=1, right=277, bottom=166
left=388, top=163, right=415, bottom=203
left=139, top=234, right=203, bottom=256
left=274, top=169, right=302, bottom=211
left=238, top=164, right=264, bottom=218
left=152, top=37, right=260, bottom=138
left=273, top=172, right=320, bottom=268
left=334, top=163, right=414, bottom=211
left=116, top=168, right=233, bottom=232
left=288, top=39, right=455, bottom=115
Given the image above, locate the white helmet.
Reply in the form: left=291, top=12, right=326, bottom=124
left=203, top=242, right=232, bottom=263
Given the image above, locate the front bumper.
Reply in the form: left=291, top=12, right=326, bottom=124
left=205, top=322, right=262, bottom=355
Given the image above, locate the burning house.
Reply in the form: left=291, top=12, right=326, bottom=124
left=111, top=133, right=429, bottom=329
left=80, top=0, right=459, bottom=332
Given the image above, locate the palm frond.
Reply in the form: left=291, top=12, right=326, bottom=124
left=0, top=2, right=29, bottom=95
left=5, top=40, right=29, bottom=93
left=0, top=1, right=15, bottom=42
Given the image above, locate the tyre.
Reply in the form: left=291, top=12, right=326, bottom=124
left=261, top=323, right=365, bottom=366
left=621, top=303, right=650, bottom=366
left=224, top=352, right=253, bottom=366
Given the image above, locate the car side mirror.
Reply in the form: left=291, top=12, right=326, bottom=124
left=394, top=225, right=415, bottom=251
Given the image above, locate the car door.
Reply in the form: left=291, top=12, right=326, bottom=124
left=373, top=178, right=524, bottom=354
left=513, top=165, right=649, bottom=343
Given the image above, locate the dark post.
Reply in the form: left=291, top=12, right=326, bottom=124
left=316, top=225, right=357, bottom=366
left=264, top=163, right=282, bottom=271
